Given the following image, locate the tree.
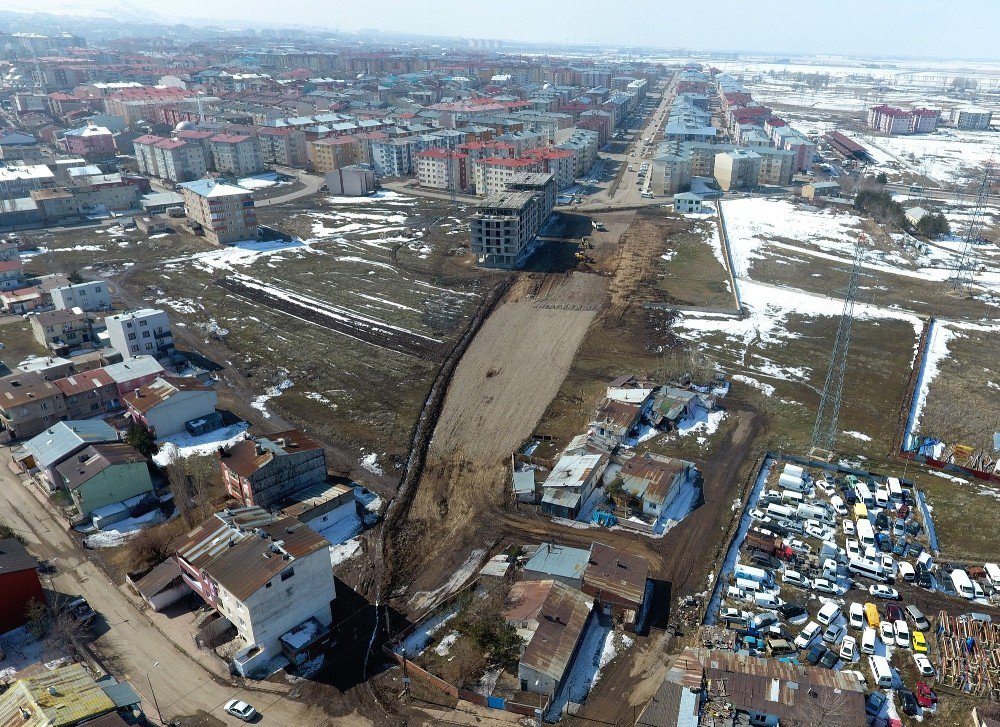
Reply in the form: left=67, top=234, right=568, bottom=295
left=125, top=423, right=158, bottom=458
left=67, top=270, right=85, bottom=285
left=166, top=453, right=221, bottom=525
left=875, top=172, right=888, bottom=185
left=916, top=212, right=950, bottom=238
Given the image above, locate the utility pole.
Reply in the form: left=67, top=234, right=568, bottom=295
left=811, top=238, right=866, bottom=454
left=144, top=661, right=162, bottom=725
left=950, top=158, right=995, bottom=291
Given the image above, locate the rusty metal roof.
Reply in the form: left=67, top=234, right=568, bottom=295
left=504, top=579, right=556, bottom=623
left=592, top=399, right=641, bottom=429
left=219, top=429, right=323, bottom=479
left=519, top=582, right=592, bottom=683
left=583, top=542, right=649, bottom=608
left=620, top=453, right=692, bottom=507
left=0, top=663, right=115, bottom=727
left=124, top=376, right=210, bottom=414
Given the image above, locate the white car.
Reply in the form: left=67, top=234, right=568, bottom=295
left=788, top=539, right=811, bottom=555
left=822, top=623, right=844, bottom=644
left=813, top=578, right=840, bottom=596
left=914, top=653, right=935, bottom=677
left=880, top=620, right=895, bottom=644
left=224, top=700, right=258, bottom=722
left=894, top=619, right=911, bottom=648
left=840, top=635, right=857, bottom=661
left=861, top=627, right=877, bottom=654
left=794, top=621, right=821, bottom=649
left=869, top=584, right=899, bottom=600
left=805, top=521, right=832, bottom=540
left=843, top=519, right=856, bottom=536
left=848, top=602, right=865, bottom=630
left=881, top=554, right=897, bottom=579
left=846, top=539, right=860, bottom=559
left=782, top=570, right=811, bottom=589
left=817, top=479, right=836, bottom=496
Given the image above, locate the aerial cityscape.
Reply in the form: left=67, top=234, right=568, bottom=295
left=0, top=2, right=998, bottom=726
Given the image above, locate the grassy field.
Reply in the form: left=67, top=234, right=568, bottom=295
left=0, top=318, right=47, bottom=375
left=656, top=215, right=736, bottom=309
left=906, top=466, right=1000, bottom=563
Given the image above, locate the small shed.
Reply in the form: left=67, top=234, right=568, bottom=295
left=128, top=558, right=192, bottom=612
left=512, top=469, right=537, bottom=502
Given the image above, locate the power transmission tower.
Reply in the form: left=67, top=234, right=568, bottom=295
left=950, top=158, right=995, bottom=291
left=811, top=239, right=866, bottom=454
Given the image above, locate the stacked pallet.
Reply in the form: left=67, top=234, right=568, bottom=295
left=935, top=611, right=1000, bottom=699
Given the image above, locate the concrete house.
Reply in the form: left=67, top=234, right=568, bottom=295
left=124, top=376, right=217, bottom=437
left=30, top=308, right=92, bottom=354
left=53, top=369, right=120, bottom=419
left=503, top=577, right=593, bottom=697
left=175, top=507, right=335, bottom=676
left=17, top=419, right=119, bottom=489
left=540, top=451, right=609, bottom=519
left=0, top=371, right=69, bottom=440
left=618, top=452, right=698, bottom=518
left=50, top=280, right=112, bottom=312
left=220, top=430, right=327, bottom=508
left=590, top=398, right=642, bottom=445
left=0, top=259, right=26, bottom=292
left=55, top=442, right=153, bottom=518
left=522, top=542, right=591, bottom=589
left=101, top=356, right=165, bottom=397
left=104, top=308, right=173, bottom=361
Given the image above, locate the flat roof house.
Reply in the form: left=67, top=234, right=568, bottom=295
left=522, top=542, right=591, bottom=588
left=0, top=663, right=117, bottom=727
left=124, top=376, right=217, bottom=437
left=540, top=451, right=609, bottom=520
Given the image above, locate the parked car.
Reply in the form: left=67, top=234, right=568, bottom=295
left=908, top=541, right=924, bottom=558
left=915, top=681, right=937, bottom=708
left=869, top=584, right=899, bottom=600
left=788, top=539, right=811, bottom=555
left=842, top=669, right=867, bottom=689
left=899, top=688, right=918, bottom=716
left=842, top=519, right=856, bottom=536
left=880, top=620, right=895, bottom=645
left=914, top=653, right=935, bottom=676
left=839, top=635, right=856, bottom=661
left=224, top=700, right=258, bottom=722
left=813, top=578, right=840, bottom=596
left=848, top=602, right=865, bottom=629
left=754, top=612, right=778, bottom=630
left=865, top=691, right=886, bottom=717
left=884, top=603, right=903, bottom=622
left=893, top=538, right=908, bottom=556
left=779, top=603, right=808, bottom=624
left=782, top=570, right=811, bottom=589
left=861, top=627, right=877, bottom=654
left=906, top=604, right=930, bottom=631
left=822, top=623, right=844, bottom=644
left=818, top=649, right=839, bottom=669
left=818, top=479, right=836, bottom=496
left=894, top=619, right=911, bottom=648
left=912, top=630, right=928, bottom=653
left=806, top=643, right=827, bottom=665
left=875, top=512, right=889, bottom=530
left=917, top=567, right=933, bottom=589
left=751, top=550, right=781, bottom=569
left=795, top=621, right=821, bottom=649
left=67, top=597, right=96, bottom=624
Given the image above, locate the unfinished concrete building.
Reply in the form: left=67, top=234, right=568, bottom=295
left=470, top=190, right=546, bottom=269
left=220, top=430, right=327, bottom=508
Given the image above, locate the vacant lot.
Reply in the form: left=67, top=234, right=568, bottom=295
left=403, top=272, right=606, bottom=587
left=16, top=192, right=494, bottom=483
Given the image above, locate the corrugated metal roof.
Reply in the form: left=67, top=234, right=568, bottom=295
left=523, top=543, right=589, bottom=581
left=23, top=420, right=118, bottom=469
left=583, top=542, right=648, bottom=607
left=519, top=582, right=592, bottom=682
left=0, top=537, right=38, bottom=576
left=0, top=663, right=115, bottom=727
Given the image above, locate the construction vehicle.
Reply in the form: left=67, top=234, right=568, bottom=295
left=574, top=252, right=595, bottom=263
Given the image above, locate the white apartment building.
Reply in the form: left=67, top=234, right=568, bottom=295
left=714, top=149, right=762, bottom=191
left=105, top=308, right=173, bottom=360
left=153, top=139, right=208, bottom=183
left=370, top=138, right=418, bottom=177
left=0, top=164, right=56, bottom=198
left=473, top=157, right=543, bottom=197
left=413, top=149, right=470, bottom=192
left=209, top=134, right=265, bottom=176
left=952, top=107, right=992, bottom=130
left=179, top=179, right=257, bottom=245
left=50, top=280, right=112, bottom=312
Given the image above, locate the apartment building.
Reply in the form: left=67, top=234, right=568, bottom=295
left=867, top=105, right=939, bottom=135
left=53, top=368, right=119, bottom=419
left=155, top=139, right=208, bottom=183
left=309, top=136, right=359, bottom=173
left=124, top=376, right=216, bottom=437
left=30, top=308, right=93, bottom=353
left=521, top=147, right=576, bottom=189
left=555, top=128, right=599, bottom=177
left=756, top=147, right=796, bottom=186
left=413, top=148, right=470, bottom=192
left=473, top=157, right=543, bottom=196
left=370, top=137, right=418, bottom=177
left=714, top=149, right=762, bottom=191
left=60, top=123, right=116, bottom=159
left=50, top=280, right=111, bottom=312
left=209, top=134, right=265, bottom=176
left=0, top=371, right=69, bottom=440
left=470, top=190, right=545, bottom=269
left=0, top=164, right=56, bottom=198
left=175, top=507, right=335, bottom=677
left=0, top=259, right=26, bottom=292
left=257, top=127, right=308, bottom=167
left=104, top=308, right=173, bottom=360
left=179, top=179, right=257, bottom=245
left=952, top=107, right=992, bottom=130
left=220, top=430, right=327, bottom=508
left=506, top=172, right=556, bottom=219
left=650, top=153, right=693, bottom=195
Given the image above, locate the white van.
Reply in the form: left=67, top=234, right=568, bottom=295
left=798, top=503, right=833, bottom=524
left=735, top=563, right=772, bottom=584
left=854, top=482, right=875, bottom=507
left=869, top=655, right=894, bottom=688
left=898, top=561, right=915, bottom=582
left=817, top=602, right=841, bottom=626
left=856, top=519, right=875, bottom=548
left=781, top=489, right=804, bottom=505
left=783, top=463, right=807, bottom=481
left=874, top=487, right=889, bottom=508
left=848, top=557, right=887, bottom=582
left=887, top=477, right=902, bottom=500
left=778, top=472, right=808, bottom=493
left=726, top=585, right=747, bottom=601
left=736, top=577, right=762, bottom=593
left=984, top=562, right=1000, bottom=590
left=766, top=503, right=794, bottom=520
left=754, top=592, right=782, bottom=609
left=951, top=568, right=975, bottom=599
left=917, top=552, right=935, bottom=572
left=830, top=494, right=848, bottom=516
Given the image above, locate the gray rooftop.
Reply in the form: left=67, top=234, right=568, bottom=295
left=23, top=420, right=119, bottom=469
left=523, top=542, right=590, bottom=580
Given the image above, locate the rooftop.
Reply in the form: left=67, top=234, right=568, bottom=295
left=22, top=420, right=119, bottom=469
left=524, top=542, right=590, bottom=581
left=55, top=442, right=147, bottom=492
left=178, top=178, right=252, bottom=198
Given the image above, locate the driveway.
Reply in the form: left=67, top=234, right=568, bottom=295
left=0, top=451, right=366, bottom=726
left=254, top=168, right=325, bottom=207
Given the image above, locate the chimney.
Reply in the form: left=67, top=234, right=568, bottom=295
left=133, top=387, right=141, bottom=398
left=254, top=443, right=264, bottom=456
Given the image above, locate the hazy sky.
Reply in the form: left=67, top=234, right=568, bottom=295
left=27, top=0, right=1000, bottom=57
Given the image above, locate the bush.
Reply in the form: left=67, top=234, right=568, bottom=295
left=125, top=424, right=158, bottom=458
left=454, top=589, right=524, bottom=670
left=916, top=212, right=950, bottom=238
left=854, top=189, right=907, bottom=230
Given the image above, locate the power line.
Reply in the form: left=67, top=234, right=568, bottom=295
left=950, top=157, right=995, bottom=291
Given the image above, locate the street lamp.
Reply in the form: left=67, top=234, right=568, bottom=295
left=144, top=661, right=162, bottom=726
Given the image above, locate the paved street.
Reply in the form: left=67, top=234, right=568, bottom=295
left=0, top=451, right=361, bottom=727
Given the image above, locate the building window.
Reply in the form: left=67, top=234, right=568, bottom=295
left=145, top=343, right=153, bottom=350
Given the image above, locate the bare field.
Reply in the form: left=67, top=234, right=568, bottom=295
left=404, top=272, right=606, bottom=574
left=920, top=323, right=1000, bottom=454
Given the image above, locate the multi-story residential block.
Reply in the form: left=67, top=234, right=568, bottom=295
left=209, top=134, right=265, bottom=176
left=30, top=308, right=92, bottom=353
left=413, top=148, right=470, bottom=192
left=309, top=136, right=359, bottom=173
left=154, top=139, right=208, bottom=183
left=104, top=308, right=173, bottom=361
left=175, top=507, right=335, bottom=676
left=867, top=105, right=939, bottom=134
left=714, top=149, right=762, bottom=191
left=124, top=376, right=216, bottom=437
left=0, top=371, right=69, bottom=440
left=370, top=137, right=418, bottom=177
left=50, top=280, right=111, bottom=312
left=522, top=147, right=576, bottom=189
left=756, top=147, right=796, bottom=186
left=0, top=164, right=56, bottom=198
left=60, top=123, right=116, bottom=159
left=179, top=179, right=257, bottom=245
left=556, top=128, right=599, bottom=177
left=257, top=127, right=308, bottom=167
left=471, top=190, right=546, bottom=269
left=220, top=430, right=327, bottom=508
left=506, top=172, right=556, bottom=219
left=473, top=157, right=543, bottom=196
left=650, top=153, right=693, bottom=195
left=951, top=107, right=993, bottom=130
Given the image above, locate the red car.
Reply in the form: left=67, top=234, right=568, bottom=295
left=916, top=681, right=938, bottom=708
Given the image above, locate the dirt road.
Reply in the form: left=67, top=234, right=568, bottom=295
left=398, top=273, right=607, bottom=598
left=0, top=452, right=367, bottom=727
